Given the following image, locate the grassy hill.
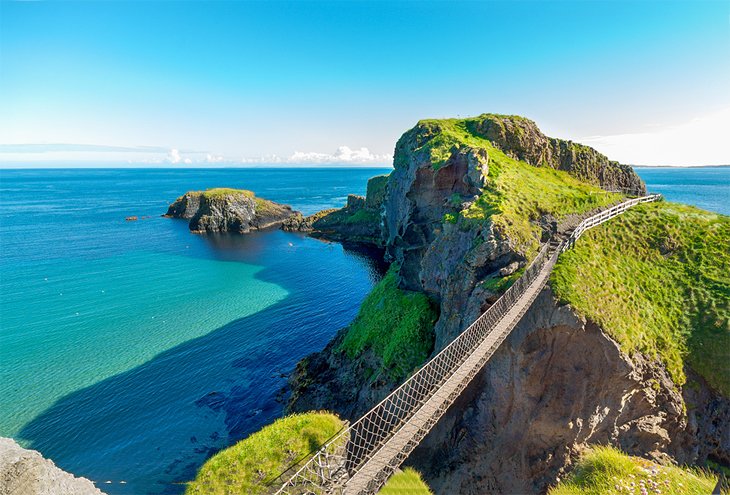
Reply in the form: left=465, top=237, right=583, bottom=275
left=552, top=202, right=730, bottom=394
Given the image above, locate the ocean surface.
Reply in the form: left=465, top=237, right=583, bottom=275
left=0, top=168, right=390, bottom=494
left=634, top=166, right=729, bottom=215
left=0, top=165, right=727, bottom=494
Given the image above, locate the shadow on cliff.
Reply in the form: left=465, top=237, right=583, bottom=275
left=18, top=230, right=386, bottom=495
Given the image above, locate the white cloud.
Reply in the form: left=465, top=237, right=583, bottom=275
left=288, top=146, right=392, bottom=164
left=168, top=148, right=182, bottom=164
left=166, top=148, right=194, bottom=164
left=579, top=108, right=730, bottom=166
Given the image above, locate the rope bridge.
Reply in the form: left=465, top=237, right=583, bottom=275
left=273, top=193, right=662, bottom=495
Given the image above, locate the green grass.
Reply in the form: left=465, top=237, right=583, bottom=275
left=192, top=188, right=283, bottom=216
left=410, top=116, right=621, bottom=258
left=551, top=202, right=730, bottom=395
left=378, top=468, right=433, bottom=495
left=480, top=267, right=525, bottom=294
left=185, top=412, right=344, bottom=495
left=344, top=208, right=380, bottom=225
left=338, top=266, right=438, bottom=380
left=200, top=188, right=255, bottom=200
left=548, top=445, right=718, bottom=495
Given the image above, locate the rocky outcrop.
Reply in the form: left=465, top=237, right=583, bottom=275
left=470, top=114, right=645, bottom=193
left=282, top=175, right=388, bottom=246
left=383, top=115, right=647, bottom=348
left=165, top=188, right=298, bottom=234
left=0, top=437, right=105, bottom=495
left=405, top=287, right=729, bottom=493
left=285, top=113, right=728, bottom=493
left=287, top=329, right=396, bottom=420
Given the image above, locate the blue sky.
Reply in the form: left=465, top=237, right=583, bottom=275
left=1, top=0, right=728, bottom=167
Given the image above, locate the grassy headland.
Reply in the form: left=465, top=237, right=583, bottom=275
left=551, top=202, right=730, bottom=394
left=548, top=446, right=718, bottom=495
left=413, top=116, right=622, bottom=258
left=186, top=412, right=344, bottom=495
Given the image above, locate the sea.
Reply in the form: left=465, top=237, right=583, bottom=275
left=0, top=165, right=727, bottom=494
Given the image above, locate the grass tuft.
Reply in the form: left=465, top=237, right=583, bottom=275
left=548, top=445, right=718, bottom=495
left=185, top=412, right=344, bottom=495
left=378, top=468, right=433, bottom=494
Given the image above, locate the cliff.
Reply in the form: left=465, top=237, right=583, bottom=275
left=0, top=437, right=105, bottom=495
left=287, top=114, right=729, bottom=492
left=165, top=188, right=298, bottom=234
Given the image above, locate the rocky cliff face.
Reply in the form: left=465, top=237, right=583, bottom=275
left=405, top=287, right=729, bottom=494
left=0, top=437, right=105, bottom=495
left=470, top=114, right=644, bottom=192
left=384, top=114, right=645, bottom=348
left=287, top=114, right=728, bottom=493
left=165, top=188, right=298, bottom=234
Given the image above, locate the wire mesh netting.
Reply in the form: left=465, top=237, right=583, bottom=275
left=272, top=194, right=662, bottom=495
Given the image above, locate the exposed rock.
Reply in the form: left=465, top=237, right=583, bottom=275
left=165, top=188, right=298, bottom=234
left=472, top=114, right=645, bottom=193
left=285, top=114, right=728, bottom=493
left=287, top=329, right=395, bottom=420
left=0, top=437, right=105, bottom=495
left=405, top=287, right=729, bottom=494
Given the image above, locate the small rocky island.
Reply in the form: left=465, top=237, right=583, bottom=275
left=165, top=188, right=298, bottom=234
left=166, top=181, right=390, bottom=246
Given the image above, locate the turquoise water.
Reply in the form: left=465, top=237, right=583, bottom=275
left=0, top=168, right=389, bottom=494
left=0, top=166, right=726, bottom=494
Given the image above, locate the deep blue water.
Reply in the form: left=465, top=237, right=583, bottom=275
left=634, top=166, right=729, bottom=215
left=0, top=168, right=390, bottom=494
left=0, top=166, right=726, bottom=494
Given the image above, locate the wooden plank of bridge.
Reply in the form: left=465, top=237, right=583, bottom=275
left=343, top=247, right=557, bottom=495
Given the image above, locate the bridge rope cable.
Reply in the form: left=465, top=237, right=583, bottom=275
left=272, top=193, right=662, bottom=495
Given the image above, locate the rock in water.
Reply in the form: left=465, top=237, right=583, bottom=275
left=165, top=188, right=298, bottom=234
left=0, top=437, right=105, bottom=495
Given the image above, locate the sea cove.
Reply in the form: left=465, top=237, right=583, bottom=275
left=0, top=168, right=389, bottom=494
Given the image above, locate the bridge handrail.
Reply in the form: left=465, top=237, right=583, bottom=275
left=274, top=193, right=662, bottom=494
